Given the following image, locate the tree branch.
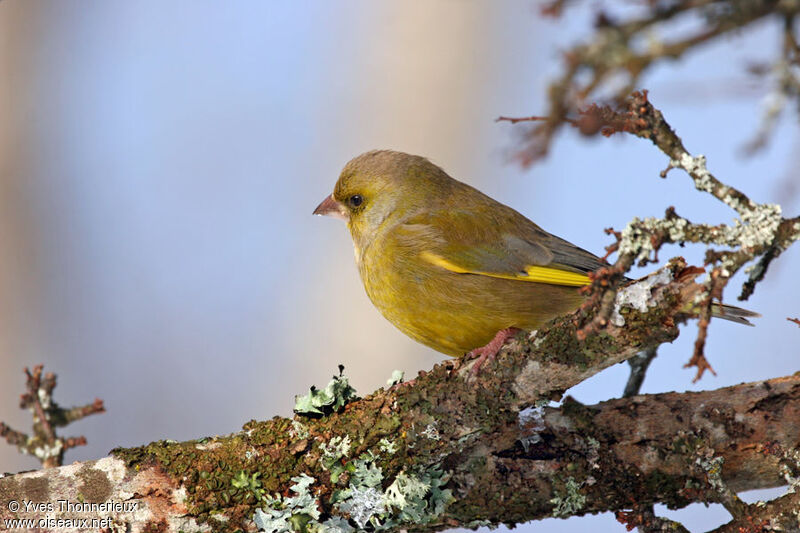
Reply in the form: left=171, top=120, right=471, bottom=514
left=1, top=269, right=798, bottom=531
left=519, top=91, right=800, bottom=383
left=0, top=369, right=797, bottom=532
left=514, top=0, right=800, bottom=163
left=0, top=365, right=105, bottom=468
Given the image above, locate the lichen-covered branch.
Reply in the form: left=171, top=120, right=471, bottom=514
left=0, top=271, right=797, bottom=532
left=0, top=365, right=105, bottom=468
left=512, top=0, right=800, bottom=163
left=505, top=92, right=800, bottom=383
left=592, top=92, right=800, bottom=379
left=0, top=369, right=797, bottom=532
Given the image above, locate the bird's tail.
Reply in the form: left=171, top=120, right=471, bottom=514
left=711, top=303, right=761, bottom=326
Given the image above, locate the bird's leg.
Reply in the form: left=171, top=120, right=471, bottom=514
left=467, top=327, right=521, bottom=375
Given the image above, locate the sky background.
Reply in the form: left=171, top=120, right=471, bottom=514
left=0, top=2, right=797, bottom=532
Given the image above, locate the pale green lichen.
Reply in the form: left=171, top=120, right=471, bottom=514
left=254, top=474, right=320, bottom=533
left=383, top=471, right=448, bottom=523
left=384, top=473, right=429, bottom=509
left=617, top=214, right=700, bottom=263
left=420, top=423, right=440, bottom=441
left=466, top=519, right=496, bottom=529
left=736, top=203, right=782, bottom=249
left=337, top=486, right=386, bottom=529
left=618, top=149, right=783, bottom=271
left=331, top=449, right=386, bottom=528
left=318, top=517, right=356, bottom=533
left=617, top=216, right=670, bottom=263
left=780, top=462, right=798, bottom=493
left=320, top=436, right=353, bottom=484
left=321, top=436, right=352, bottom=464
left=695, top=453, right=725, bottom=493
left=254, top=389, right=452, bottom=531
left=291, top=420, right=309, bottom=439
left=244, top=439, right=452, bottom=532
left=332, top=448, right=453, bottom=531
left=671, top=153, right=715, bottom=197
left=283, top=475, right=321, bottom=520
left=386, top=370, right=404, bottom=387
left=777, top=446, right=800, bottom=494
left=550, top=477, right=586, bottom=518
left=294, top=366, right=359, bottom=416
left=351, top=451, right=384, bottom=488
left=378, top=438, right=398, bottom=454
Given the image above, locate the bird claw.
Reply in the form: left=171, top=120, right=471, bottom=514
left=467, top=327, right=521, bottom=375
left=467, top=347, right=495, bottom=375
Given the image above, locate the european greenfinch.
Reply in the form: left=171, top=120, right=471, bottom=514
left=314, top=150, right=756, bottom=367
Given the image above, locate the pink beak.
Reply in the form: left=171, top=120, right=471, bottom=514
left=313, top=194, right=349, bottom=221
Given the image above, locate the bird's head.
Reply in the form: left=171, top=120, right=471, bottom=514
left=314, top=150, right=452, bottom=255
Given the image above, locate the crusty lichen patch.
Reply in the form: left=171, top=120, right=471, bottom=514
left=77, top=464, right=113, bottom=503
left=0, top=476, right=50, bottom=514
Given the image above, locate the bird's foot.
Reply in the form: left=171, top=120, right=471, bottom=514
left=467, top=327, right=521, bottom=375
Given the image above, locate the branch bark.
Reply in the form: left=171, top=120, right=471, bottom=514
left=1, top=267, right=798, bottom=532
left=516, top=0, right=800, bottom=163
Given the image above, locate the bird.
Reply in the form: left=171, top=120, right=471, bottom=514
left=313, top=150, right=757, bottom=370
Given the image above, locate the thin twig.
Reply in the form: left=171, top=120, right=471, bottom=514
left=495, top=115, right=549, bottom=124
left=1, top=364, right=105, bottom=467
left=22, top=366, right=57, bottom=443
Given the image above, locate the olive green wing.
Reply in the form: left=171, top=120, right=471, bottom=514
left=397, top=207, right=606, bottom=287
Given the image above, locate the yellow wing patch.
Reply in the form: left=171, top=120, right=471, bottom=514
left=419, top=251, right=471, bottom=273
left=521, top=265, right=591, bottom=286
left=420, top=251, right=591, bottom=287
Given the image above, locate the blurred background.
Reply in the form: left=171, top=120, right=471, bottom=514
left=0, top=2, right=797, bottom=531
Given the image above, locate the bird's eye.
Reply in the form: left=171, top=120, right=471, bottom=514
left=349, top=194, right=364, bottom=207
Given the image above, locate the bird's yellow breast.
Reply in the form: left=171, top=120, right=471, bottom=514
left=357, top=235, right=586, bottom=357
